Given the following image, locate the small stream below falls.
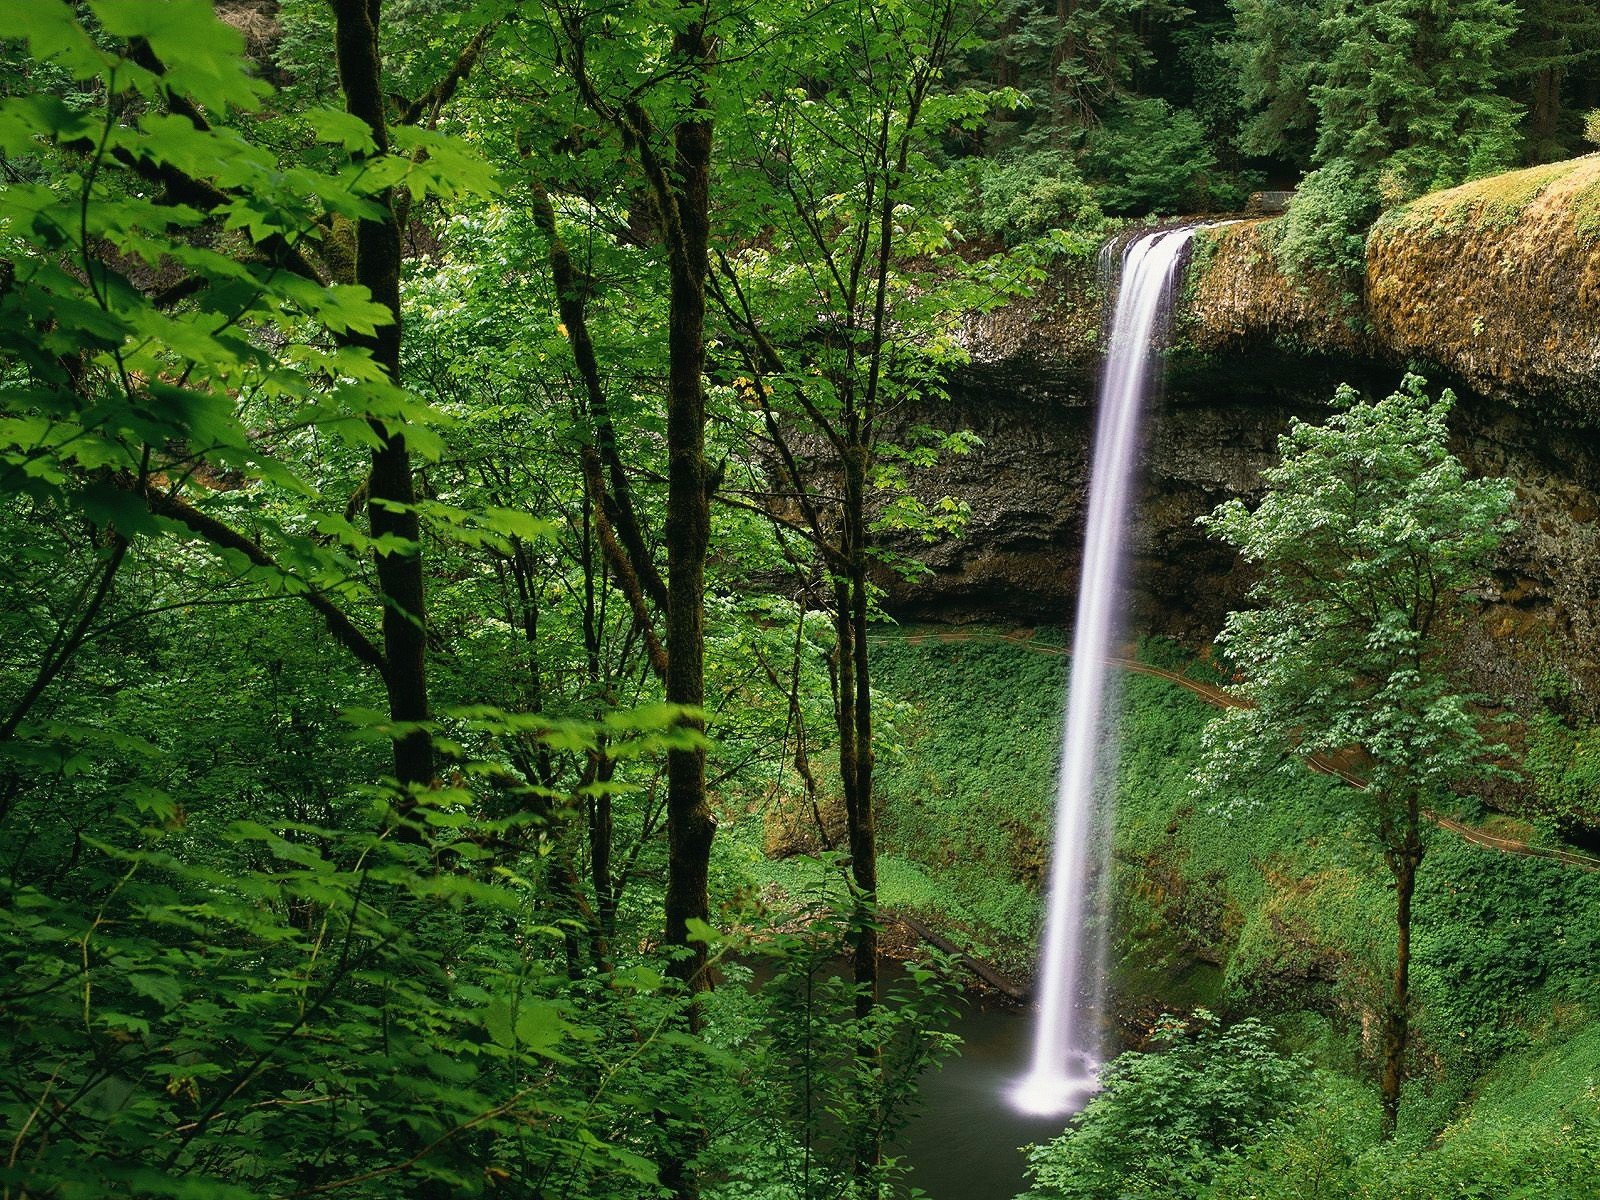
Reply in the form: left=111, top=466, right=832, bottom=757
left=897, top=997, right=1064, bottom=1200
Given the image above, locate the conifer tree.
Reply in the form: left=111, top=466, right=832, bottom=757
left=1312, top=0, right=1522, bottom=195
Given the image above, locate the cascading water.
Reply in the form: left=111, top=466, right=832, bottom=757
left=1011, top=226, right=1197, bottom=1118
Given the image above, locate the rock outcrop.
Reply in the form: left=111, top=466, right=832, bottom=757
left=1369, top=156, right=1600, bottom=418
left=880, top=162, right=1600, bottom=721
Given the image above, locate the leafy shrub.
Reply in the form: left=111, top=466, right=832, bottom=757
left=1019, top=1010, right=1311, bottom=1200
left=702, top=903, right=963, bottom=1200
left=1081, top=98, right=1217, bottom=216
left=1274, top=158, right=1381, bottom=288
left=1524, top=711, right=1600, bottom=830
left=976, top=150, right=1106, bottom=246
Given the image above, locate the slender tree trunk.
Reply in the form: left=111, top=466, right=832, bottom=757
left=834, top=445, right=882, bottom=1188
left=660, top=17, right=717, bottom=1009
left=655, top=20, right=717, bottom=1200
left=840, top=460, right=878, bottom=1021
left=329, top=0, right=433, bottom=789
left=1380, top=811, right=1423, bottom=1140
left=590, top=755, right=618, bottom=939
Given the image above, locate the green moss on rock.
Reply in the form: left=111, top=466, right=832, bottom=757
left=1184, top=219, right=1374, bottom=357
left=1367, top=156, right=1600, bottom=417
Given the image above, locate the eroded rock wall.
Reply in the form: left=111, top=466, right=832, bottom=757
left=882, top=174, right=1600, bottom=717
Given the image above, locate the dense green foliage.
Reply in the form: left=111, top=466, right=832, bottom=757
left=1019, top=1012, right=1310, bottom=1200
left=3, top=0, right=1599, bottom=1197
left=961, top=0, right=1600, bottom=267
left=1201, top=377, right=1511, bottom=1137
left=1196, top=378, right=1515, bottom=836
left=0, top=2, right=972, bottom=1194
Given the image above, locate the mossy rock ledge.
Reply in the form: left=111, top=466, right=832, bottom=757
left=1191, top=156, right=1600, bottom=423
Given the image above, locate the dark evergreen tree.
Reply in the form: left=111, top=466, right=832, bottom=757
left=1312, top=0, right=1522, bottom=194
left=1228, top=0, right=1324, bottom=166
left=1508, top=0, right=1600, bottom=161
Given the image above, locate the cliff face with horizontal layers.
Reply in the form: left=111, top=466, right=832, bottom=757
left=881, top=159, right=1600, bottom=725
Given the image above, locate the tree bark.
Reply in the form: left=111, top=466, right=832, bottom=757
left=329, top=0, right=433, bottom=790
left=837, top=454, right=878, bottom=1022
left=658, top=16, right=718, bottom=1009
left=1532, top=65, right=1563, bottom=159
left=1380, top=809, right=1423, bottom=1140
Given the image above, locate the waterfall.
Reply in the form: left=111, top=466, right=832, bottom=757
left=1012, top=226, right=1197, bottom=1118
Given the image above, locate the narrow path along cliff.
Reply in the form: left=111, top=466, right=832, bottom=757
left=867, top=627, right=1600, bottom=874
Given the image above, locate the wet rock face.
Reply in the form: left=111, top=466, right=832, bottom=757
left=1451, top=399, right=1600, bottom=713
left=882, top=189, right=1600, bottom=714
left=879, top=356, right=1326, bottom=638
left=877, top=347, right=1600, bottom=718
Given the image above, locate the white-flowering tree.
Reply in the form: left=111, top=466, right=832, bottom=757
left=1196, top=376, right=1515, bottom=1138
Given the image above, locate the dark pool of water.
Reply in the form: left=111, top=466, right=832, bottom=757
left=895, top=998, right=1072, bottom=1200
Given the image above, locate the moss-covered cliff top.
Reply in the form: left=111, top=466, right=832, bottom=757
left=1367, top=156, right=1600, bottom=414
left=959, top=157, right=1600, bottom=423
left=1184, top=157, right=1600, bottom=420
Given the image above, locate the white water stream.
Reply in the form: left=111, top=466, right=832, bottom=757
left=1012, top=227, right=1197, bottom=1117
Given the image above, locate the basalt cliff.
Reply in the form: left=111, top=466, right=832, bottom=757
left=885, top=157, right=1600, bottom=726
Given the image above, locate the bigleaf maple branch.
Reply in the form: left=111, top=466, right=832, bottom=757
left=140, top=483, right=388, bottom=678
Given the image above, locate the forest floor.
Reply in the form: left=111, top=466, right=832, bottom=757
left=867, top=626, right=1600, bottom=873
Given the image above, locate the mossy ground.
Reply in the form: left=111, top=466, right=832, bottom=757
left=1381, top=155, right=1600, bottom=239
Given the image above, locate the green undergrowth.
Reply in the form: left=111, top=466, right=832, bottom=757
left=727, top=622, right=1600, bottom=1182
left=774, top=625, right=1600, bottom=1151
left=1203, top=1019, right=1600, bottom=1198
left=868, top=627, right=1071, bottom=970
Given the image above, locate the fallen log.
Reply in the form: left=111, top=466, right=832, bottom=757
left=892, top=911, right=1031, bottom=1003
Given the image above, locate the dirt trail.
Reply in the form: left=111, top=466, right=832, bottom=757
left=870, top=627, right=1600, bottom=873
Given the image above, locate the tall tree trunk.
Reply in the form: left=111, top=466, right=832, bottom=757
left=835, top=445, right=881, bottom=1187
left=839, top=454, right=878, bottom=1021
left=1528, top=65, right=1564, bottom=161
left=660, top=16, right=717, bottom=1009
left=329, top=0, right=433, bottom=790
left=1380, top=809, right=1423, bottom=1140
left=995, top=9, right=1017, bottom=91
left=655, top=19, right=717, bottom=1200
